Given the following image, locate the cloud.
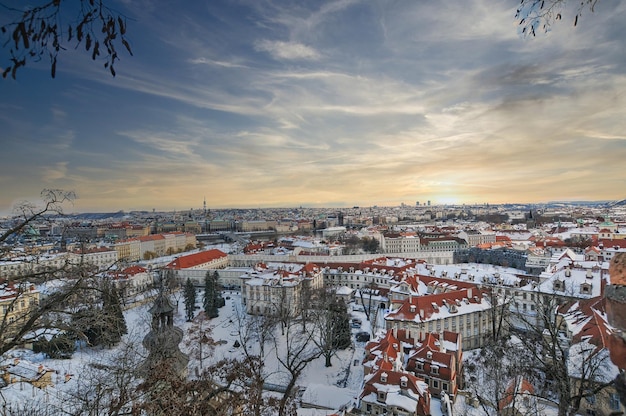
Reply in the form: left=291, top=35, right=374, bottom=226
left=2, top=0, right=626, bottom=213
left=254, top=40, right=321, bottom=60
left=188, top=57, right=249, bottom=68
left=43, top=162, right=69, bottom=182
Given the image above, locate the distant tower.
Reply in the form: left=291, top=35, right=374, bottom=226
left=203, top=197, right=207, bottom=217
left=138, top=289, right=189, bottom=379
left=427, top=200, right=431, bottom=206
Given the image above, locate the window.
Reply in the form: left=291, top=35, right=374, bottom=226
left=378, top=391, right=386, bottom=402
left=432, top=366, right=439, bottom=374
left=610, top=393, right=620, bottom=410
left=417, top=362, right=424, bottom=371
left=443, top=382, right=448, bottom=392
left=585, top=394, right=596, bottom=405
left=433, top=380, right=439, bottom=389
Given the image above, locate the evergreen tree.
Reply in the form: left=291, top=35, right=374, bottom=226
left=203, top=271, right=219, bottom=318
left=73, top=280, right=127, bottom=347
left=214, top=270, right=225, bottom=308
left=184, top=278, right=197, bottom=322
left=331, top=298, right=351, bottom=350
left=102, top=279, right=127, bottom=346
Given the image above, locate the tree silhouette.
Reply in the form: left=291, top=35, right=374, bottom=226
left=516, top=0, right=600, bottom=37
left=1, top=0, right=133, bottom=79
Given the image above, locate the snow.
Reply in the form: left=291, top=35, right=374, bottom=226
left=300, top=383, right=355, bottom=410
left=567, top=339, right=620, bottom=383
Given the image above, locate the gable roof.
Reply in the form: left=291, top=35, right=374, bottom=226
left=360, top=368, right=430, bottom=415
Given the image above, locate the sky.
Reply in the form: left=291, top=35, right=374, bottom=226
left=1, top=0, right=626, bottom=215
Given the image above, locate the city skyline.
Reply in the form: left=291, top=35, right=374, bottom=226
left=2, top=0, right=626, bottom=216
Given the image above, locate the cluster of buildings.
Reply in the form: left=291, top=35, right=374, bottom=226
left=1, top=202, right=626, bottom=414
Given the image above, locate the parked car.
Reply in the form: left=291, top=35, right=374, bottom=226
left=355, top=332, right=370, bottom=342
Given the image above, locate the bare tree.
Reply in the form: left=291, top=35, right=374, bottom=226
left=184, top=311, right=215, bottom=370
left=0, top=190, right=128, bottom=355
left=274, top=314, right=322, bottom=416
left=516, top=0, right=599, bottom=36
left=61, top=342, right=146, bottom=416
left=201, top=304, right=280, bottom=415
left=0, top=0, right=133, bottom=79
left=310, top=288, right=351, bottom=368
left=513, top=292, right=614, bottom=416
left=465, top=336, right=541, bottom=416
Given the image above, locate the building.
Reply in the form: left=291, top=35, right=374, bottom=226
left=498, top=377, right=540, bottom=416
left=1, top=359, right=54, bottom=389
left=385, top=274, right=495, bottom=350
left=405, top=331, right=462, bottom=398
left=458, top=230, right=497, bottom=247
left=0, top=282, right=40, bottom=338
left=359, top=368, right=431, bottom=415
left=165, top=249, right=229, bottom=285
left=240, top=262, right=323, bottom=316
left=108, top=265, right=154, bottom=302
left=382, top=232, right=422, bottom=254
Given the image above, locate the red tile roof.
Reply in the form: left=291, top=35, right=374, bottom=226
left=166, top=249, right=227, bottom=269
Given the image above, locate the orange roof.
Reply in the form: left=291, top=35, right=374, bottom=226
left=166, top=249, right=227, bottom=269
left=499, top=377, right=534, bottom=410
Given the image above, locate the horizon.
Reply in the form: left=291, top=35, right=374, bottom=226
left=2, top=198, right=623, bottom=219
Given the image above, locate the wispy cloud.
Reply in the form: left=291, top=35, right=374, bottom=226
left=254, top=40, right=321, bottom=61
left=2, top=0, right=626, bottom=213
